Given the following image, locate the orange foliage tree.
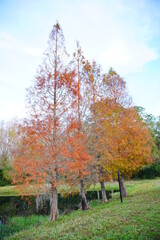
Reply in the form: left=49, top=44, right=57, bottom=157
left=92, top=68, right=154, bottom=196
left=83, top=60, right=109, bottom=202
left=65, top=42, right=92, bottom=210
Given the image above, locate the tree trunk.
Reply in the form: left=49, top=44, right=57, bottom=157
left=100, top=180, right=108, bottom=202
left=97, top=191, right=100, bottom=200
left=50, top=185, right=59, bottom=221
left=80, top=179, right=90, bottom=211
left=120, top=177, right=128, bottom=197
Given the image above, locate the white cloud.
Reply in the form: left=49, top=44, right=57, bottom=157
left=0, top=41, right=13, bottom=50
left=0, top=102, right=26, bottom=122
left=61, top=0, right=159, bottom=75
left=22, top=46, right=42, bottom=56
left=100, top=40, right=158, bottom=75
left=0, top=32, right=42, bottom=56
left=0, top=33, right=14, bottom=49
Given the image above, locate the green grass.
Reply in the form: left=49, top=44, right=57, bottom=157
left=2, top=178, right=160, bottom=240
left=0, top=182, right=119, bottom=196
left=0, top=215, right=49, bottom=239
left=0, top=185, right=20, bottom=196
left=87, top=181, right=119, bottom=192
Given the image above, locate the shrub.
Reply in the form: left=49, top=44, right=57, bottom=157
left=132, top=160, right=160, bottom=179
left=0, top=169, right=11, bottom=186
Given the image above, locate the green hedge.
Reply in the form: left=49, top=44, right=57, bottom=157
left=132, top=160, right=160, bottom=179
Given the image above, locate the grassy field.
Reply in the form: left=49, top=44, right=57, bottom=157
left=0, top=182, right=119, bottom=196
left=0, top=179, right=156, bottom=196
left=1, top=179, right=160, bottom=239
left=0, top=185, right=20, bottom=196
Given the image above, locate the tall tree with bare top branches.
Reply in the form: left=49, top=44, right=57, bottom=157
left=67, top=42, right=92, bottom=210
left=83, top=60, right=109, bottom=202
left=13, top=23, right=76, bottom=221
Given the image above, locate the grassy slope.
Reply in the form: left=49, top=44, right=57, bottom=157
left=5, top=179, right=160, bottom=240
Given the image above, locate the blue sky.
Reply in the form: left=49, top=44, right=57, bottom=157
left=0, top=0, right=160, bottom=121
